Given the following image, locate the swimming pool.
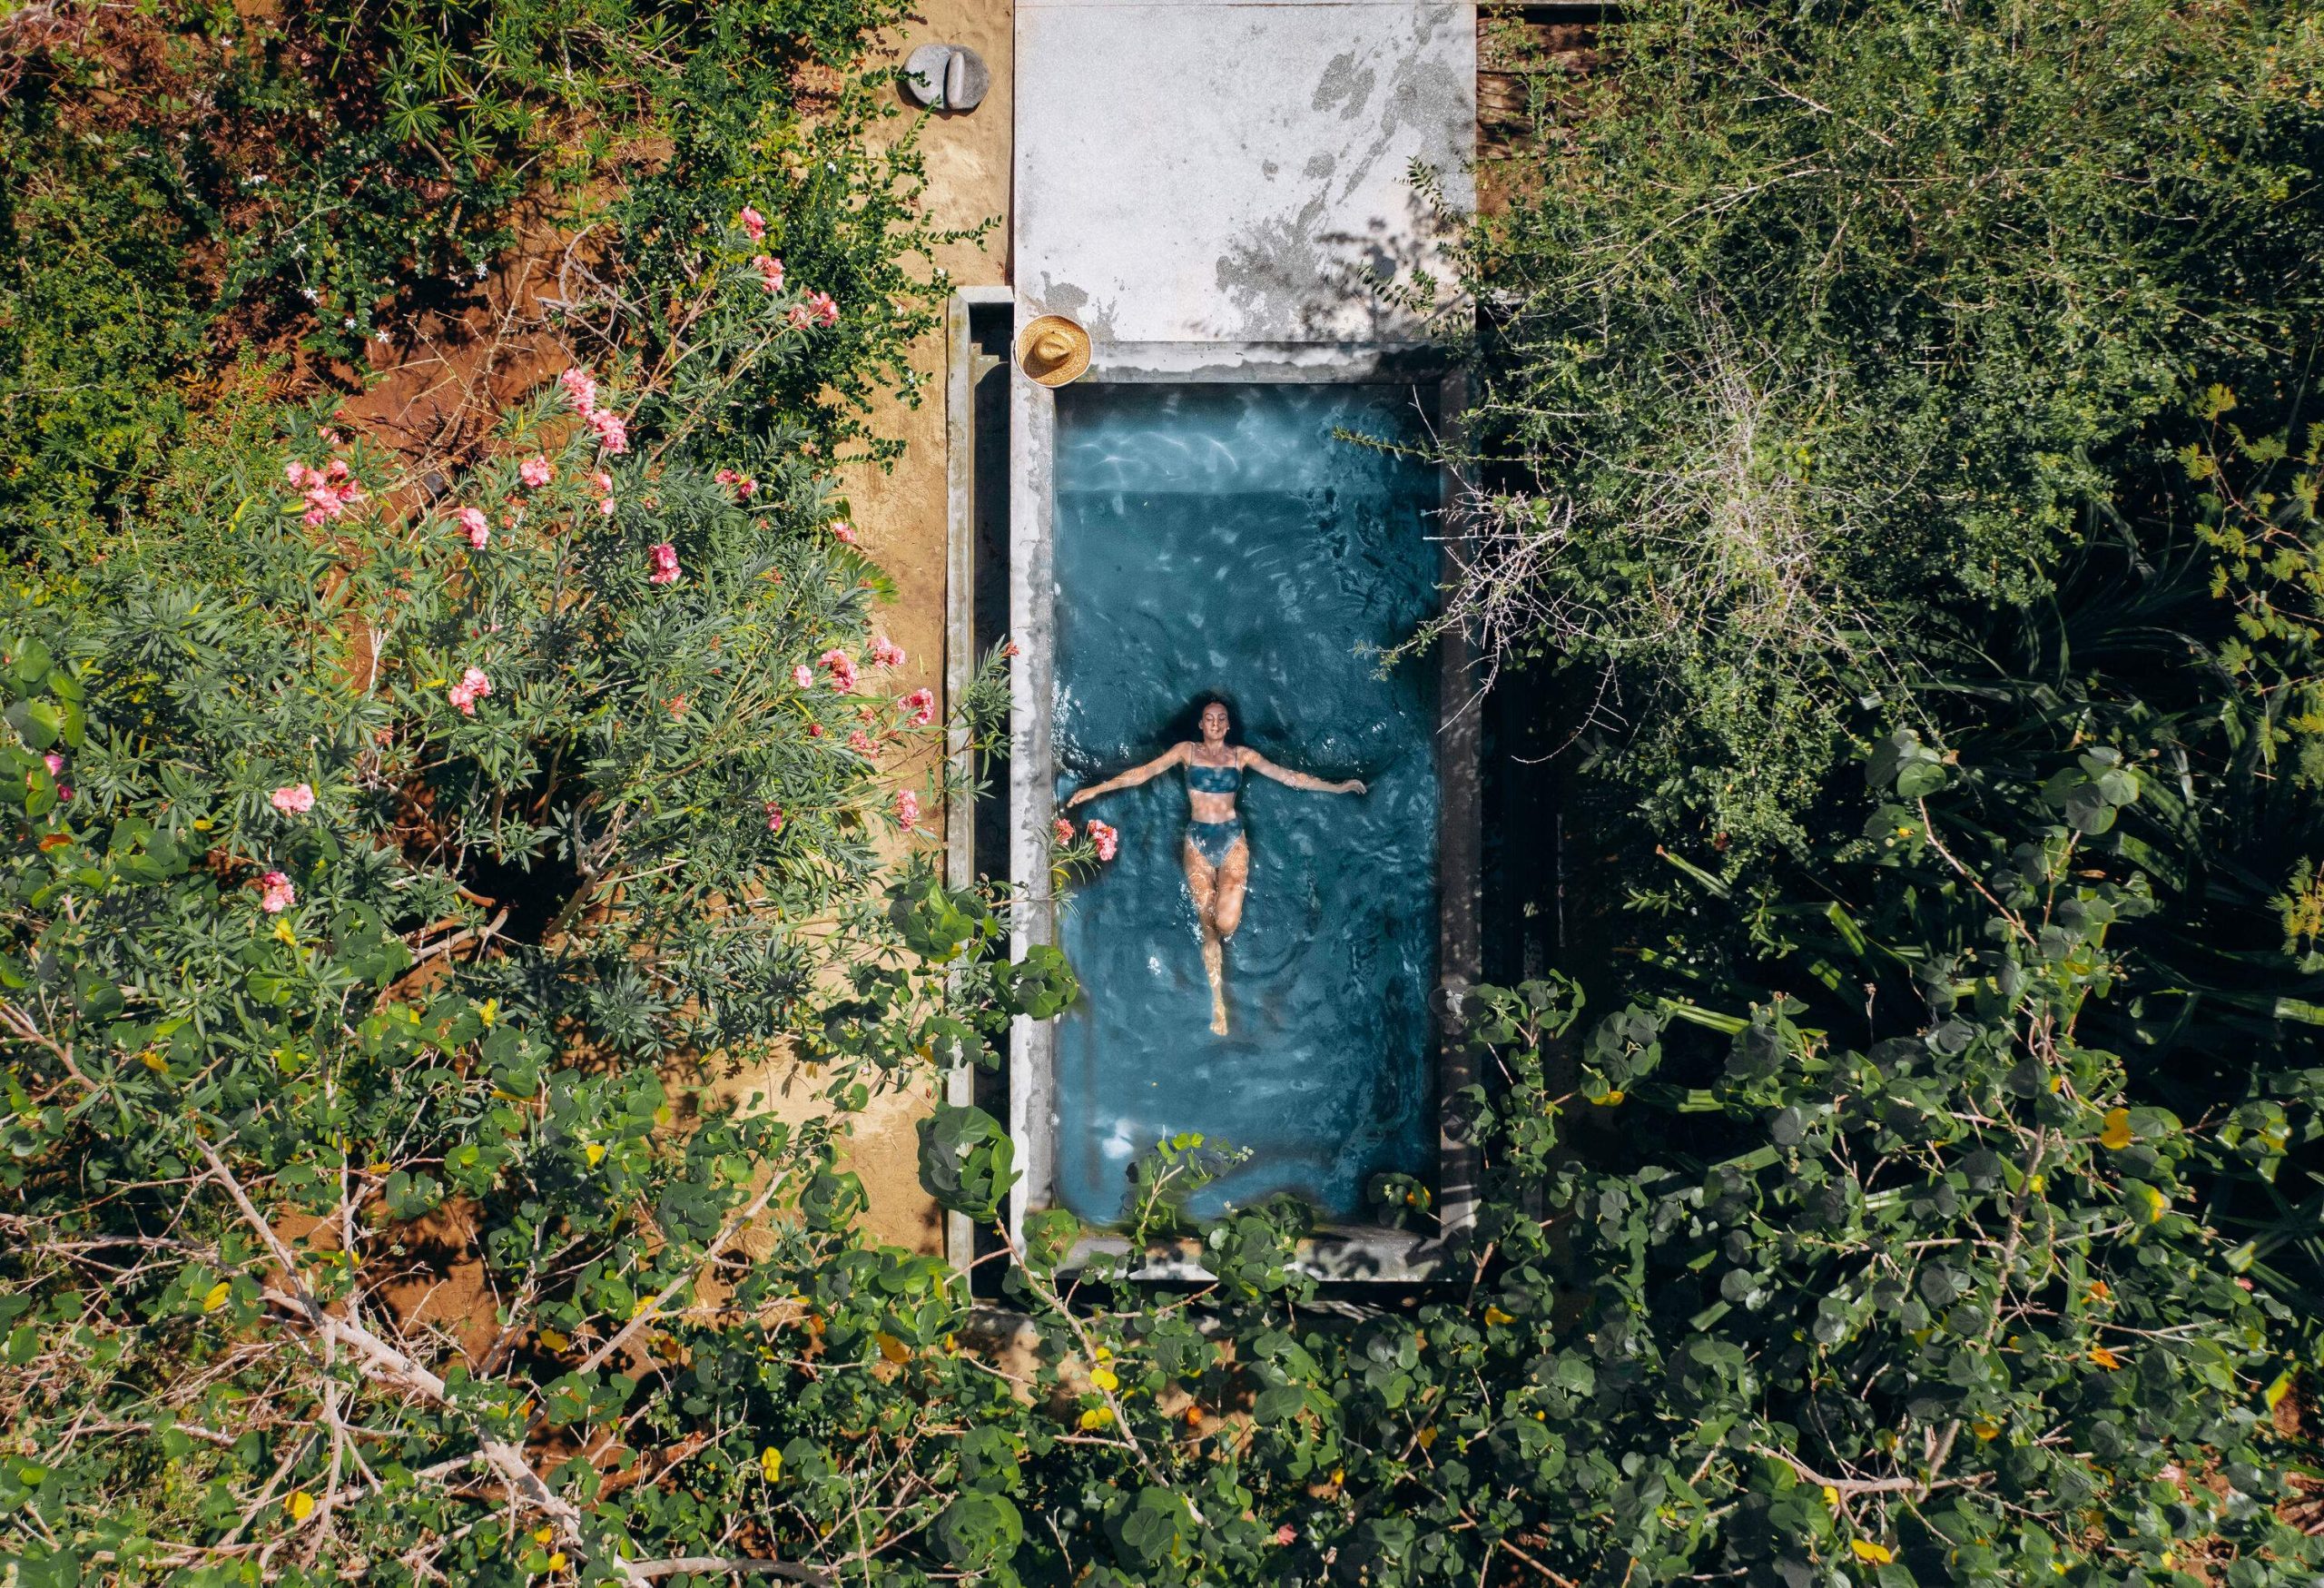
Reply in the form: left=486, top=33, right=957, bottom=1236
left=1047, top=382, right=1443, bottom=1225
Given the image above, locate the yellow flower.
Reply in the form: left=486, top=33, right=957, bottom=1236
left=547, top=1552, right=567, bottom=1572
left=478, top=999, right=498, bottom=1027
left=1329, top=1467, right=1344, bottom=1486
left=272, top=918, right=298, bottom=945
left=1078, top=1406, right=1113, bottom=1430
left=1971, top=1419, right=2001, bottom=1441
left=202, top=1280, right=231, bottom=1313
left=533, top=1527, right=555, bottom=1545
left=1091, top=1366, right=1119, bottom=1392
left=584, top=1143, right=606, bottom=1167
left=2027, top=1174, right=2045, bottom=1193
left=876, top=1332, right=911, bottom=1365
left=1483, top=1305, right=1516, bottom=1327
left=761, top=1446, right=783, bottom=1483
left=1416, top=1426, right=1438, bottom=1449
left=2099, top=1109, right=2133, bottom=1150
left=1593, top=1090, right=1625, bottom=1106
left=1820, top=1485, right=1840, bottom=1508
left=536, top=1327, right=569, bottom=1352
left=2090, top=1345, right=2125, bottom=1370
left=1850, top=1539, right=1894, bottom=1564
left=285, top=1491, right=316, bottom=1523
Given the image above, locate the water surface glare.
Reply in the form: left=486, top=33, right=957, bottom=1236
left=1051, top=383, right=1440, bottom=1225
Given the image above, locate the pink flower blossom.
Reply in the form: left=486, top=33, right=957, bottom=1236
left=457, top=506, right=490, bottom=548
left=1275, top=1527, right=1297, bottom=1547
left=870, top=635, right=905, bottom=668
left=753, top=253, right=785, bottom=293
left=258, top=870, right=296, bottom=914
left=519, top=456, right=554, bottom=488
left=818, top=648, right=859, bottom=692
left=271, top=783, right=315, bottom=815
left=846, top=728, right=877, bottom=756
left=807, top=723, right=823, bottom=738
left=560, top=367, right=599, bottom=417
left=792, top=664, right=815, bottom=689
left=805, top=291, right=839, bottom=329
left=647, top=542, right=681, bottom=585
left=286, top=459, right=366, bottom=528
left=763, top=800, right=784, bottom=833
left=741, top=206, right=767, bottom=242
left=1054, top=817, right=1075, bottom=844
left=597, top=497, right=617, bottom=518
left=901, top=687, right=936, bottom=727
left=448, top=666, right=493, bottom=715
left=736, top=477, right=756, bottom=498
left=831, top=520, right=858, bottom=545
left=43, top=753, right=63, bottom=776
left=588, top=408, right=629, bottom=455
left=1088, top=820, right=1118, bottom=862
left=895, top=789, right=921, bottom=831
left=593, top=470, right=614, bottom=495
left=785, top=303, right=813, bottom=332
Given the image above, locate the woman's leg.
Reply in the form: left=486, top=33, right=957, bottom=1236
left=1211, top=837, right=1251, bottom=940
left=1183, top=837, right=1228, bottom=1035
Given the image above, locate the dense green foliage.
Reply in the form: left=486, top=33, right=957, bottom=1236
left=3, top=0, right=2322, bottom=1584
left=1443, top=0, right=2324, bottom=853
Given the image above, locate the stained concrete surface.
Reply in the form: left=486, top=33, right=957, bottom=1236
left=1015, top=0, right=1474, bottom=343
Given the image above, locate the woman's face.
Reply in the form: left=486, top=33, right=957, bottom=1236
left=1199, top=704, right=1229, bottom=742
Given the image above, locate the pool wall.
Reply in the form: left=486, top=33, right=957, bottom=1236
left=1004, top=339, right=1477, bottom=1280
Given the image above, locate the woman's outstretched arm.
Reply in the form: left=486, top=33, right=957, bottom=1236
left=1064, top=744, right=1188, bottom=808
left=1240, top=747, right=1364, bottom=795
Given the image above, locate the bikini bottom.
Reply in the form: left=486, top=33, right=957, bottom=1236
left=1186, top=818, right=1245, bottom=867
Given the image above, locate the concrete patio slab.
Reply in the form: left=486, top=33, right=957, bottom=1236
left=1014, top=0, right=1474, bottom=344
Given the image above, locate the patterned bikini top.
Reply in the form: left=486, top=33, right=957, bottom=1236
left=1185, top=757, right=1243, bottom=794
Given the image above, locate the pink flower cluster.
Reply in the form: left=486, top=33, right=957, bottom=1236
left=1054, top=817, right=1075, bottom=844
left=519, top=456, right=554, bottom=488
left=647, top=542, right=682, bottom=585
left=818, top=649, right=858, bottom=692
left=42, top=752, right=70, bottom=802
left=1087, top=819, right=1119, bottom=862
left=258, top=870, right=296, bottom=913
left=901, top=687, right=936, bottom=727
left=592, top=471, right=616, bottom=518
left=286, top=457, right=365, bottom=528
left=870, top=635, right=905, bottom=668
left=831, top=520, right=858, bottom=546
left=763, top=800, right=784, bottom=833
left=456, top=506, right=490, bottom=548
left=560, top=366, right=630, bottom=455
left=792, top=664, right=814, bottom=689
left=741, top=206, right=767, bottom=242
left=784, top=291, right=842, bottom=333
left=448, top=666, right=493, bottom=715
left=714, top=467, right=759, bottom=498
left=895, top=789, right=921, bottom=831
left=753, top=254, right=786, bottom=294
left=846, top=728, right=878, bottom=757
left=271, top=783, right=315, bottom=815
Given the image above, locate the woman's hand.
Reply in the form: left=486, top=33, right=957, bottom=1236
left=1338, top=779, right=1366, bottom=795
left=1065, top=786, right=1093, bottom=810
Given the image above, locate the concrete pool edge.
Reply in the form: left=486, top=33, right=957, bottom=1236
left=997, top=327, right=1480, bottom=1284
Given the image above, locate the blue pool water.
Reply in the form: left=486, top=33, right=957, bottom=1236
left=1051, top=383, right=1441, bottom=1226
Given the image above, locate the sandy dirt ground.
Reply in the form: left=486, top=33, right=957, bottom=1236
left=724, top=0, right=1015, bottom=1257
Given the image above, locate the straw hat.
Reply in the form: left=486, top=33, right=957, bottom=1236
left=1018, top=315, right=1091, bottom=387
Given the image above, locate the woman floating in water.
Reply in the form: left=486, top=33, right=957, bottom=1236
left=1065, top=699, right=1364, bottom=1036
